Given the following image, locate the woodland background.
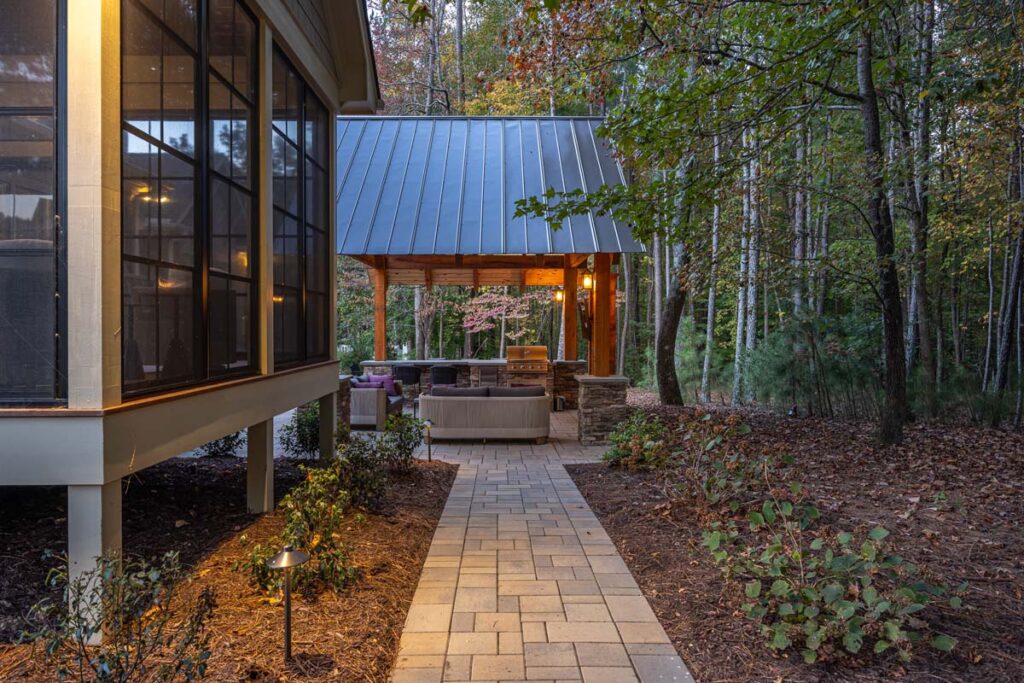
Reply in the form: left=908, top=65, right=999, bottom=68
left=337, top=0, right=1024, bottom=444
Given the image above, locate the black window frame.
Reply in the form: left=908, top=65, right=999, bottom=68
left=0, top=0, right=68, bottom=407
left=271, top=46, right=329, bottom=368
left=120, top=0, right=260, bottom=398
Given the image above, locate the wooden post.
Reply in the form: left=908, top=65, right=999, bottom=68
left=563, top=256, right=577, bottom=361
left=592, top=253, right=612, bottom=376
left=373, top=267, right=387, bottom=360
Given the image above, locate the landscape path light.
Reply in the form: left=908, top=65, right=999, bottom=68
left=423, top=419, right=433, bottom=461
left=266, top=544, right=310, bottom=662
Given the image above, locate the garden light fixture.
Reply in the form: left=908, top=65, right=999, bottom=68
left=582, top=272, right=593, bottom=290
left=553, top=289, right=564, bottom=303
left=267, top=545, right=310, bottom=662
left=423, top=419, right=433, bottom=461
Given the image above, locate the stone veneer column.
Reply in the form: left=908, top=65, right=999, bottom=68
left=577, top=375, right=632, bottom=445
left=553, top=360, right=587, bottom=409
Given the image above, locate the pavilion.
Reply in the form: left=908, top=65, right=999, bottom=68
left=334, top=116, right=644, bottom=380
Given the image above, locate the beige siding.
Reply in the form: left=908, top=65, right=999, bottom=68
left=282, top=0, right=337, bottom=80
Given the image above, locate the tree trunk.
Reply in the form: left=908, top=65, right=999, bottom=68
left=992, top=140, right=1024, bottom=423
left=792, top=121, right=807, bottom=314
left=618, top=254, right=632, bottom=374
left=414, top=287, right=424, bottom=359
left=983, top=216, right=995, bottom=390
left=657, top=277, right=686, bottom=405
left=701, top=133, right=721, bottom=403
left=858, top=15, right=907, bottom=443
left=455, top=0, right=465, bottom=110
left=732, top=130, right=752, bottom=405
left=652, top=233, right=663, bottom=345
left=744, top=140, right=761, bottom=403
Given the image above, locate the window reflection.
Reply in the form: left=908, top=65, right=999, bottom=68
left=0, top=0, right=59, bottom=402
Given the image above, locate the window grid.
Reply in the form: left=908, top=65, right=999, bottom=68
left=121, top=0, right=259, bottom=396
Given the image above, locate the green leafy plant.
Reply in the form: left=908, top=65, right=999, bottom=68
left=281, top=403, right=320, bottom=457
left=604, top=411, right=670, bottom=470
left=380, top=413, right=424, bottom=472
left=238, top=466, right=356, bottom=594
left=197, top=431, right=245, bottom=458
left=25, top=551, right=215, bottom=682
left=335, top=438, right=389, bottom=510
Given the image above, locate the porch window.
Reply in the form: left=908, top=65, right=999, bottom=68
left=121, top=0, right=258, bottom=395
left=0, top=0, right=64, bottom=405
left=272, top=49, right=329, bottom=365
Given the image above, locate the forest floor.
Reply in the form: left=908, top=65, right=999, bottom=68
left=567, top=389, right=1024, bottom=683
left=0, top=456, right=456, bottom=682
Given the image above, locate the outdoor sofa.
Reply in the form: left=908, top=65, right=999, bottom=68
left=419, top=386, right=550, bottom=442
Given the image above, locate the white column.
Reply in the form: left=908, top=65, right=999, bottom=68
left=67, top=481, right=122, bottom=581
left=66, top=0, right=121, bottom=409
left=247, top=419, right=274, bottom=513
left=318, top=392, right=338, bottom=460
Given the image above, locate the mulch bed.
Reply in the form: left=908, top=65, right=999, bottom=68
left=0, top=456, right=456, bottom=682
left=566, top=390, right=1024, bottom=683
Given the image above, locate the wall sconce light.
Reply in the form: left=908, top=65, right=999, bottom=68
left=582, top=273, right=594, bottom=290
left=266, top=545, right=310, bottom=662
left=553, top=289, right=564, bottom=303
left=272, top=295, right=285, bottom=304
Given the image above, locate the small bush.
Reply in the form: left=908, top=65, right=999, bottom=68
left=604, top=411, right=670, bottom=470
left=281, top=403, right=320, bottom=457
left=239, top=466, right=356, bottom=594
left=26, top=551, right=215, bottom=682
left=380, top=413, right=424, bottom=472
left=336, top=438, right=388, bottom=510
left=197, top=431, right=246, bottom=457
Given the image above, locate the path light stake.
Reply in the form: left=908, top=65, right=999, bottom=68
left=423, top=419, right=433, bottom=461
left=267, top=545, right=310, bottom=662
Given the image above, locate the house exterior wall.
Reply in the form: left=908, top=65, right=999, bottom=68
left=1, top=0, right=372, bottom=501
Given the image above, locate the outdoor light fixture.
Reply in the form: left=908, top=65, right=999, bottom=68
left=582, top=273, right=594, bottom=290
left=553, top=289, right=564, bottom=303
left=266, top=545, right=310, bottom=662
left=423, top=419, right=433, bottom=461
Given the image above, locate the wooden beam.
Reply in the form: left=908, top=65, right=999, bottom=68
left=591, top=253, right=612, bottom=375
left=372, top=267, right=387, bottom=360
left=563, top=256, right=577, bottom=361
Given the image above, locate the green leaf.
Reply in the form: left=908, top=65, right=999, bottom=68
left=873, top=639, right=891, bottom=653
left=762, top=500, right=777, bottom=524
left=868, top=527, right=890, bottom=541
left=837, top=532, right=853, bottom=546
left=745, top=580, right=762, bottom=599
left=770, top=579, right=791, bottom=597
left=801, top=648, right=818, bottom=663
left=930, top=634, right=957, bottom=652
left=810, top=538, right=824, bottom=550
left=949, top=596, right=962, bottom=609
left=748, top=511, right=765, bottom=529
left=863, top=586, right=878, bottom=606
left=823, top=583, right=844, bottom=604
left=843, top=630, right=863, bottom=653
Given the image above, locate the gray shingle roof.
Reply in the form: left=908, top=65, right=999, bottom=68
left=335, top=117, right=643, bottom=255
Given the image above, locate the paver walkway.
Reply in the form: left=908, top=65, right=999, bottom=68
left=393, top=412, right=694, bottom=683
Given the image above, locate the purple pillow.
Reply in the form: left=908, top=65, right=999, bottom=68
left=354, top=381, right=384, bottom=390
left=369, top=374, right=399, bottom=396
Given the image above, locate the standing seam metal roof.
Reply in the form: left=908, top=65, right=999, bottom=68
left=335, top=116, right=644, bottom=255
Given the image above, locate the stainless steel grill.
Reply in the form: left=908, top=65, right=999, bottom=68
left=506, top=346, right=549, bottom=374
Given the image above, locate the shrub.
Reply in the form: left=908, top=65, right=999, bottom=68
left=239, top=466, right=356, bottom=594
left=335, top=438, right=388, bottom=510
left=700, top=475, right=961, bottom=664
left=603, top=411, right=670, bottom=470
left=281, top=403, right=320, bottom=457
left=380, top=413, right=424, bottom=472
left=197, top=430, right=245, bottom=457
left=26, top=551, right=215, bottom=682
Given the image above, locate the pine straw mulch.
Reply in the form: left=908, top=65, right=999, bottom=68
left=565, top=389, right=1024, bottom=683
left=0, top=456, right=456, bottom=682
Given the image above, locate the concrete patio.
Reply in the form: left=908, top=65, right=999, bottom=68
left=392, top=411, right=694, bottom=683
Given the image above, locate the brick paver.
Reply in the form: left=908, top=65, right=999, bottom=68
left=393, top=411, right=694, bottom=683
